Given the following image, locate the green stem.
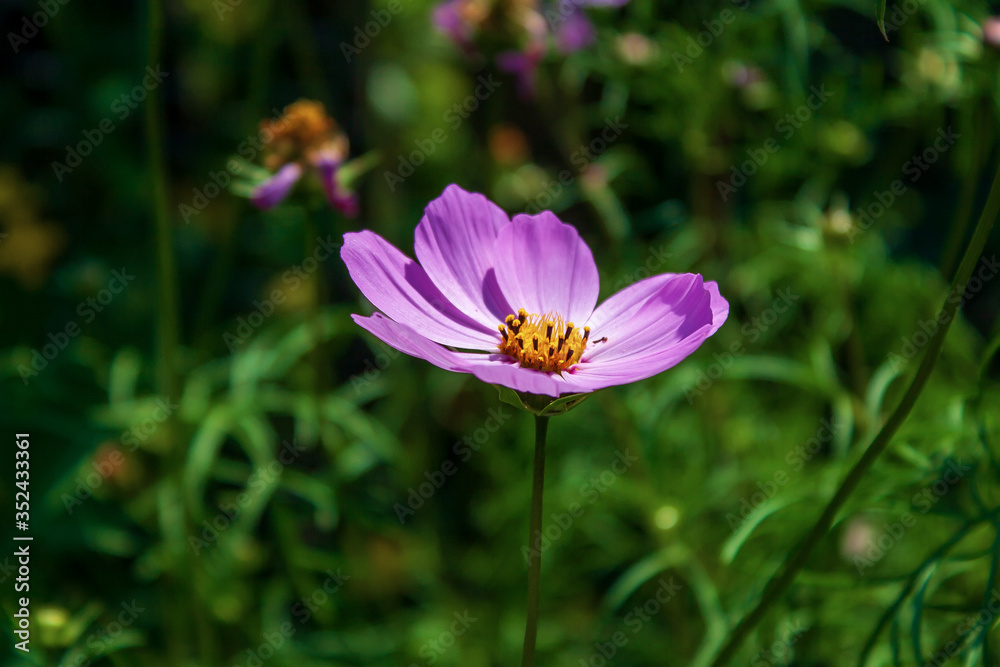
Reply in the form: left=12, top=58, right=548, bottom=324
left=708, top=159, right=1000, bottom=667
left=941, top=100, right=991, bottom=279
left=145, top=0, right=179, bottom=403
left=144, top=0, right=191, bottom=662
left=521, top=415, right=549, bottom=667
left=145, top=2, right=216, bottom=663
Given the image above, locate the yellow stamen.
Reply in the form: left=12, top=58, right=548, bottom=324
left=495, top=308, right=598, bottom=373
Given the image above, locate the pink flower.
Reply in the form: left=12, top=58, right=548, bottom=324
left=341, top=185, right=728, bottom=397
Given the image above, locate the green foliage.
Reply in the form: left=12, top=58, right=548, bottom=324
left=2, top=0, right=1000, bottom=665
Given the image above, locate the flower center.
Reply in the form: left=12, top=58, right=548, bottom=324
left=497, top=308, right=591, bottom=373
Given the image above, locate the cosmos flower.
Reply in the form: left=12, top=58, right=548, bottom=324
left=251, top=100, right=357, bottom=216
left=341, top=185, right=727, bottom=398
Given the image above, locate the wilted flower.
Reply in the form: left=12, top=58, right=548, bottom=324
left=251, top=100, right=357, bottom=216
left=341, top=185, right=727, bottom=398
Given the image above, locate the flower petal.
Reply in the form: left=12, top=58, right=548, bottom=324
left=414, top=185, right=512, bottom=328
left=586, top=273, right=678, bottom=333
left=547, top=274, right=729, bottom=393
left=561, top=327, right=714, bottom=392
left=352, top=312, right=494, bottom=373
left=554, top=9, right=596, bottom=54
left=315, top=155, right=358, bottom=217
left=493, top=211, right=599, bottom=325
left=433, top=0, right=474, bottom=47
left=341, top=230, right=500, bottom=349
left=356, top=313, right=579, bottom=397
left=469, top=360, right=583, bottom=397
left=251, top=163, right=302, bottom=210
left=497, top=49, right=542, bottom=98
left=582, top=273, right=715, bottom=365
left=704, top=280, right=729, bottom=336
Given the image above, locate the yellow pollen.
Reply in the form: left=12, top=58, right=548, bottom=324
left=496, top=309, right=595, bottom=372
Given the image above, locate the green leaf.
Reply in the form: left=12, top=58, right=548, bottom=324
left=876, top=0, right=889, bottom=41
left=494, top=385, right=593, bottom=416
left=183, top=404, right=233, bottom=516
left=497, top=384, right=527, bottom=412
left=337, top=150, right=381, bottom=189
left=720, top=490, right=807, bottom=564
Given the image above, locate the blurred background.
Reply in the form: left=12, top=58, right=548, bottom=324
left=3, top=0, right=1000, bottom=664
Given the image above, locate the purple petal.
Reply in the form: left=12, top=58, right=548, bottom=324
left=497, top=50, right=541, bottom=98
left=313, top=152, right=343, bottom=174
left=353, top=312, right=495, bottom=373
left=341, top=231, right=500, bottom=349
left=251, top=163, right=302, bottom=210
left=571, top=0, right=629, bottom=6
left=562, top=328, right=714, bottom=391
left=554, top=9, right=596, bottom=54
left=583, top=274, right=713, bottom=363
left=493, top=211, right=599, bottom=325
left=315, top=155, right=358, bottom=217
left=470, top=360, right=583, bottom=397
left=433, top=0, right=474, bottom=48
left=586, top=273, right=678, bottom=333
left=331, top=190, right=359, bottom=217
left=414, top=185, right=512, bottom=328
left=543, top=275, right=723, bottom=391
left=356, top=312, right=580, bottom=397
left=704, top=280, right=729, bottom=336
left=432, top=0, right=462, bottom=33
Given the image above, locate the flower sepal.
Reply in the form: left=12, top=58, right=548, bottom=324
left=495, top=385, right=593, bottom=416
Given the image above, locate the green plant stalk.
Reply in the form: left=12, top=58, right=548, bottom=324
left=940, top=102, right=987, bottom=280
left=145, top=0, right=209, bottom=662
left=708, top=159, right=1000, bottom=667
left=146, top=0, right=178, bottom=408
left=521, top=415, right=549, bottom=667
left=193, top=0, right=274, bottom=343
left=304, top=213, right=326, bottom=390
